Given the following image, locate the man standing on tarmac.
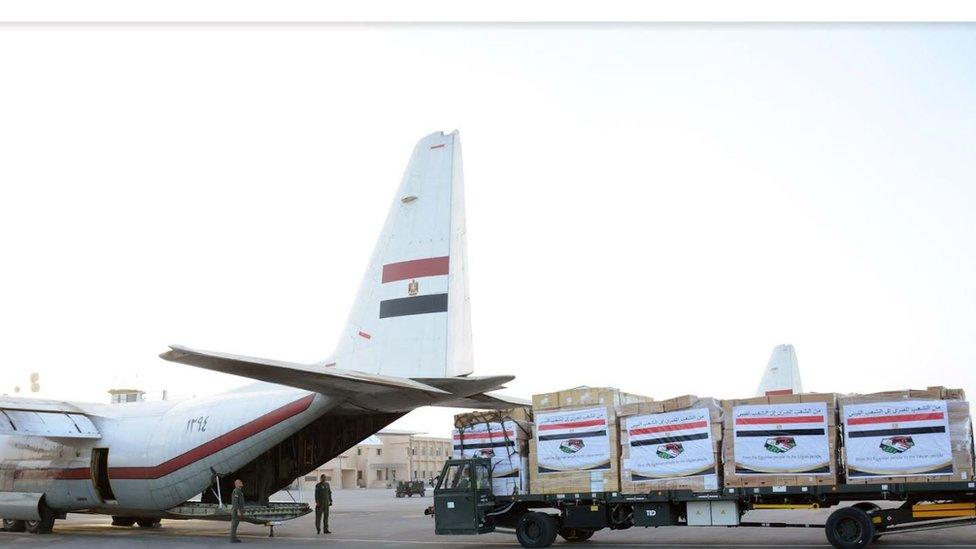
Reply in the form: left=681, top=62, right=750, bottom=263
left=314, top=474, right=333, bottom=534
left=230, top=479, right=245, bottom=543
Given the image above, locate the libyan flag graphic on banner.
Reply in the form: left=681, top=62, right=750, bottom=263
left=764, top=436, right=797, bottom=453
left=559, top=439, right=585, bottom=454
left=880, top=436, right=915, bottom=454
left=656, top=442, right=684, bottom=459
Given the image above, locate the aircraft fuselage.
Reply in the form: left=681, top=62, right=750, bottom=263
left=1, top=386, right=332, bottom=514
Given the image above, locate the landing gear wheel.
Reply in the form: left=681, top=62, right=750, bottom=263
left=3, top=519, right=26, bottom=532
left=559, top=527, right=595, bottom=542
left=516, top=512, right=559, bottom=548
left=825, top=506, right=876, bottom=549
left=136, top=518, right=161, bottom=528
left=111, top=516, right=137, bottom=527
left=24, top=504, right=55, bottom=535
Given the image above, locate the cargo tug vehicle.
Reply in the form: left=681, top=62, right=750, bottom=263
left=429, top=457, right=976, bottom=549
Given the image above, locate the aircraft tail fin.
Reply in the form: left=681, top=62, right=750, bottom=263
left=756, top=344, right=803, bottom=396
left=326, top=131, right=473, bottom=379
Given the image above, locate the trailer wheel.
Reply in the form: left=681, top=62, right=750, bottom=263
left=516, top=512, right=558, bottom=548
left=851, top=503, right=884, bottom=542
left=825, top=507, right=875, bottom=549
left=559, top=527, right=595, bottom=542
left=3, top=519, right=26, bottom=532
left=111, top=516, right=137, bottom=526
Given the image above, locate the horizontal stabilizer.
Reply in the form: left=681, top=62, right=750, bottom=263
left=411, top=375, right=514, bottom=398
left=429, top=391, right=530, bottom=410
left=160, top=345, right=451, bottom=412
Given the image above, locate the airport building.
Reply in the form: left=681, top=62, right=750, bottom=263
left=304, top=430, right=451, bottom=489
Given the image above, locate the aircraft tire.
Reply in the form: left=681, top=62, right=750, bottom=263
left=136, top=518, right=161, bottom=528
left=3, top=519, right=27, bottom=532
left=111, top=516, right=137, bottom=526
left=24, top=504, right=55, bottom=535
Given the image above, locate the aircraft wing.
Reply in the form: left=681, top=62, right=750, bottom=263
left=160, top=345, right=452, bottom=411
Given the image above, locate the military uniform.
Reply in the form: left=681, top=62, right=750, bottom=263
left=314, top=481, right=333, bottom=533
left=230, top=485, right=244, bottom=542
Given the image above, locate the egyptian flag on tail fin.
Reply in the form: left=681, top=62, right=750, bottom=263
left=379, top=256, right=450, bottom=318
left=843, top=400, right=952, bottom=478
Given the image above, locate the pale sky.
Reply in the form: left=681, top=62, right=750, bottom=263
left=1, top=24, right=974, bottom=437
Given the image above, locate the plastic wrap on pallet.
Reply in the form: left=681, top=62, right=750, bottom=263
left=618, top=396, right=723, bottom=493
left=452, top=412, right=531, bottom=496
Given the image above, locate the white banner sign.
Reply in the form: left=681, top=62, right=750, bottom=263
left=535, top=407, right=611, bottom=473
left=733, top=402, right=831, bottom=475
left=843, top=400, right=952, bottom=478
left=625, top=407, right=716, bottom=484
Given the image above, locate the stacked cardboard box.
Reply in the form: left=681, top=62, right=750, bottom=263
left=618, top=395, right=724, bottom=493
left=839, top=386, right=974, bottom=484
left=722, top=393, right=840, bottom=487
left=453, top=408, right=533, bottom=495
left=529, top=387, right=652, bottom=494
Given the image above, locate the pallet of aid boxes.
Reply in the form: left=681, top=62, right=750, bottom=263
left=618, top=395, right=724, bottom=493
left=453, top=407, right=533, bottom=495
left=722, top=393, right=840, bottom=487
left=529, top=387, right=653, bottom=494
left=839, top=386, right=974, bottom=484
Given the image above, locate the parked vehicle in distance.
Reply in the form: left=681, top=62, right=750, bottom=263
left=396, top=480, right=426, bottom=498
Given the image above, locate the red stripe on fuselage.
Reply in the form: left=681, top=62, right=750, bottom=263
left=381, top=256, right=449, bottom=283
left=30, top=394, right=315, bottom=481
left=847, top=412, right=944, bottom=426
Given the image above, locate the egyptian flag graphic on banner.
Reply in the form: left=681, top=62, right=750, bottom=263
left=732, top=402, right=831, bottom=475
left=378, top=256, right=449, bottom=318
left=626, top=407, right=716, bottom=481
left=843, top=400, right=952, bottom=478
left=535, top=407, right=611, bottom=473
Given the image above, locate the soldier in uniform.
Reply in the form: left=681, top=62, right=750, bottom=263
left=230, top=478, right=245, bottom=543
left=314, top=474, right=333, bottom=534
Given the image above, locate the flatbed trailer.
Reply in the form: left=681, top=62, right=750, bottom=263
left=430, top=458, right=976, bottom=548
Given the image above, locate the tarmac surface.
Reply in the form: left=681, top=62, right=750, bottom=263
left=1, top=488, right=975, bottom=548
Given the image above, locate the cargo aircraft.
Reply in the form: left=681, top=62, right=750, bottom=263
left=0, top=131, right=521, bottom=534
